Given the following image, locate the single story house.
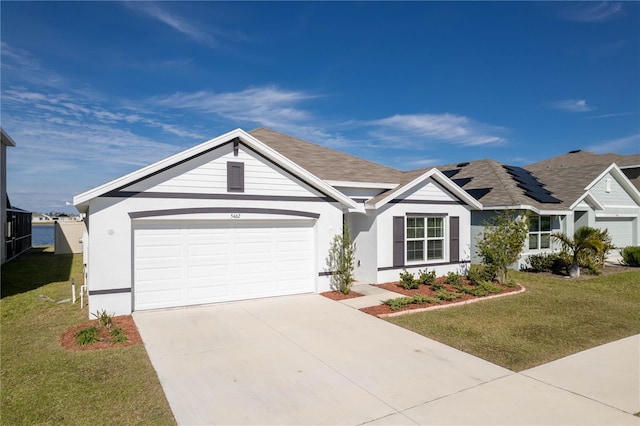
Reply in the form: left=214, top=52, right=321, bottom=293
left=74, top=128, right=480, bottom=315
left=435, top=151, right=640, bottom=268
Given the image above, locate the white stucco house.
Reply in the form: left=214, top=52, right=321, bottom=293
left=74, top=128, right=480, bottom=315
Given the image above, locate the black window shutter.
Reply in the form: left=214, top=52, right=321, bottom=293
left=450, top=216, right=459, bottom=263
left=227, top=162, right=244, bottom=192
left=393, top=216, right=405, bottom=267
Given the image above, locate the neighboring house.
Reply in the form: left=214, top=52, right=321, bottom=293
left=434, top=151, right=640, bottom=268
left=435, top=159, right=570, bottom=267
left=74, top=128, right=480, bottom=315
left=526, top=150, right=640, bottom=249
left=1, top=128, right=31, bottom=264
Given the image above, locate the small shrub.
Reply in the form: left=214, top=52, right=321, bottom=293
left=417, top=269, right=436, bottom=285
left=92, top=310, right=114, bottom=329
left=399, top=270, right=420, bottom=290
left=467, top=264, right=497, bottom=285
left=527, top=253, right=555, bottom=272
left=412, top=294, right=440, bottom=305
left=382, top=295, right=440, bottom=311
left=477, top=280, right=502, bottom=294
left=383, top=296, right=415, bottom=311
left=620, top=246, right=640, bottom=267
left=110, top=327, right=128, bottom=344
left=430, top=280, right=445, bottom=291
left=435, top=290, right=463, bottom=301
left=76, top=326, right=99, bottom=346
left=326, top=223, right=356, bottom=294
left=444, top=272, right=462, bottom=285
left=550, top=252, right=571, bottom=275
left=460, top=285, right=489, bottom=297
left=526, top=253, right=572, bottom=275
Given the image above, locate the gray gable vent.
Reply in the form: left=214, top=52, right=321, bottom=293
left=227, top=162, right=244, bottom=192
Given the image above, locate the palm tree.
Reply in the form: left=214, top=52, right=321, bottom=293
left=552, top=226, right=605, bottom=278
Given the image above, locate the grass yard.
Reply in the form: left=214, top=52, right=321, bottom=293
left=387, top=268, right=640, bottom=371
left=1, top=248, right=175, bottom=425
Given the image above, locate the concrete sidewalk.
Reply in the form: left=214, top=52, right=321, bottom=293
left=401, top=335, right=640, bottom=425
left=338, top=283, right=404, bottom=309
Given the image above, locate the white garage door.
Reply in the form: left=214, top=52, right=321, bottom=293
left=134, top=220, right=315, bottom=311
left=595, top=217, right=634, bottom=248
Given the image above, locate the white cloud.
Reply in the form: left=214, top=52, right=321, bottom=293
left=124, top=2, right=249, bottom=48
left=549, top=99, right=595, bottom=113
left=585, top=111, right=635, bottom=120
left=586, top=134, right=640, bottom=153
left=367, top=113, right=508, bottom=147
left=559, top=2, right=625, bottom=23
left=156, top=87, right=315, bottom=124
left=153, top=86, right=352, bottom=147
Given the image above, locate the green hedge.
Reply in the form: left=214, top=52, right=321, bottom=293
left=620, top=246, right=640, bottom=267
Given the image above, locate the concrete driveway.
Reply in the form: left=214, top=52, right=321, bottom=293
left=134, top=295, right=638, bottom=425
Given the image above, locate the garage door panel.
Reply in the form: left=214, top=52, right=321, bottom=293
left=137, top=288, right=183, bottom=309
left=186, top=285, right=230, bottom=302
left=134, top=220, right=315, bottom=311
left=136, top=244, right=182, bottom=259
left=188, top=264, right=230, bottom=278
left=236, top=241, right=272, bottom=255
left=188, top=243, right=230, bottom=257
left=137, top=266, right=183, bottom=281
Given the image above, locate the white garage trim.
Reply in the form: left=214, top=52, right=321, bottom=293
left=133, top=219, right=316, bottom=311
left=129, top=207, right=320, bottom=220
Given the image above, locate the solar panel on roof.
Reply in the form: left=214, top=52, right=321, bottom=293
left=452, top=177, right=473, bottom=187
left=466, top=188, right=492, bottom=200
left=503, top=165, right=562, bottom=204
left=442, top=169, right=460, bottom=178
left=525, top=191, right=562, bottom=203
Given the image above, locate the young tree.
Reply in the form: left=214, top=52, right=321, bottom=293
left=476, top=211, right=529, bottom=284
left=326, top=222, right=356, bottom=294
left=552, top=226, right=606, bottom=278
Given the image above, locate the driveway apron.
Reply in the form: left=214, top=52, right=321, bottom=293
left=134, top=295, right=639, bottom=425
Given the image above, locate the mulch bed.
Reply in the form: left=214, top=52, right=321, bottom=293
left=60, top=315, right=142, bottom=351
left=360, top=277, right=521, bottom=317
left=320, top=290, right=364, bottom=301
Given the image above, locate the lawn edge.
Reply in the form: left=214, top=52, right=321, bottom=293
left=379, top=284, right=526, bottom=318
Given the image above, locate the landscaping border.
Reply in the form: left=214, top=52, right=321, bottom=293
left=378, top=284, right=526, bottom=318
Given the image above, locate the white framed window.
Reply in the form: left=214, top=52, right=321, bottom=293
left=406, top=216, right=445, bottom=262
left=528, top=215, right=551, bottom=250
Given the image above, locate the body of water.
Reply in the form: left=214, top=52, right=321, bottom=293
left=32, top=225, right=54, bottom=246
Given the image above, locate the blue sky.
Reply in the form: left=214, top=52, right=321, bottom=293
left=1, top=1, right=639, bottom=214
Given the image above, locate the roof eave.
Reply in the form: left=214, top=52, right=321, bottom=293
left=73, top=128, right=357, bottom=210
left=367, top=168, right=482, bottom=210
left=0, top=128, right=16, bottom=147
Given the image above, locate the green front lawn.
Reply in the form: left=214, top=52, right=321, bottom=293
left=387, top=269, right=640, bottom=371
left=1, top=248, right=175, bottom=425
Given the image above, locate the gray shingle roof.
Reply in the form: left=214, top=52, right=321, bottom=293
left=432, top=159, right=566, bottom=210
left=526, top=150, right=640, bottom=206
left=249, top=129, right=639, bottom=210
left=249, top=128, right=403, bottom=184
